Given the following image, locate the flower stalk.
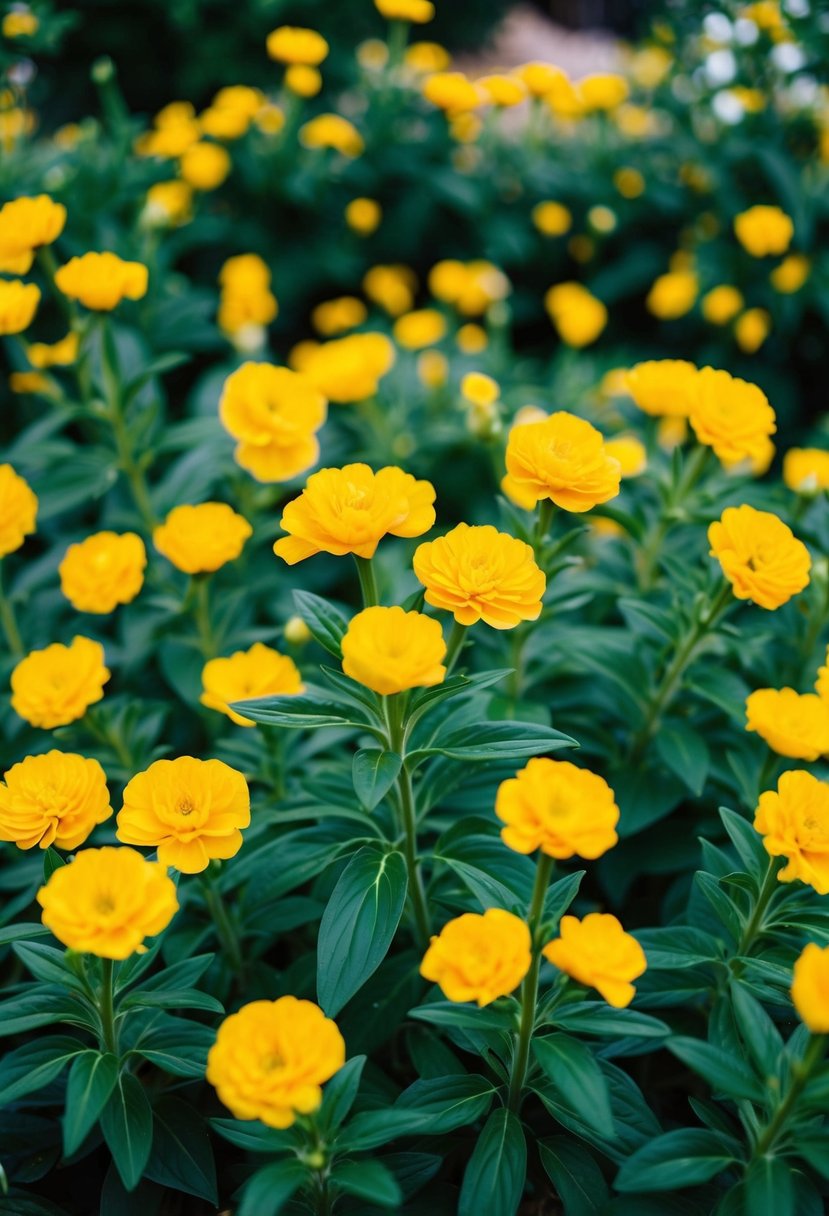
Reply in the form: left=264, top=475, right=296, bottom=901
left=97, top=957, right=118, bottom=1056
left=507, top=852, right=553, bottom=1112
left=385, top=693, right=431, bottom=947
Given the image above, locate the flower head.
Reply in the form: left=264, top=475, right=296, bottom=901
left=0, top=751, right=111, bottom=850
left=734, top=205, right=793, bottom=257
left=792, top=943, right=829, bottom=1033
left=273, top=464, right=435, bottom=564
left=428, top=259, right=508, bottom=315
left=55, top=252, right=148, bottom=311
left=0, top=279, right=40, bottom=333
left=201, top=643, right=304, bottom=726
left=735, top=308, right=771, bottom=354
left=420, top=909, right=531, bottom=1006
left=503, top=411, right=621, bottom=512
left=27, top=332, right=79, bottom=368
left=746, top=688, right=829, bottom=761
left=646, top=270, right=698, bottom=319
left=0, top=463, right=37, bottom=556
left=544, top=282, right=607, bottom=347
left=219, top=362, right=326, bottom=483
left=393, top=309, right=447, bottom=350
left=422, top=72, right=483, bottom=115
left=532, top=201, right=572, bottom=237
left=37, top=846, right=178, bottom=958
left=414, top=523, right=545, bottom=629
left=604, top=435, right=647, bottom=478
left=345, top=198, right=381, bottom=235
left=341, top=606, right=446, bottom=695
left=300, top=114, right=363, bottom=157
left=207, top=997, right=345, bottom=1127
left=496, top=758, right=619, bottom=858
left=59, top=532, right=146, bottom=614
left=754, top=770, right=829, bottom=894
left=302, top=333, right=395, bottom=403
left=542, top=914, right=646, bottom=1007
left=0, top=195, right=66, bottom=273
left=266, top=26, right=329, bottom=65
left=709, top=505, right=810, bottom=610
left=701, top=285, right=743, bottom=325
left=364, top=265, right=417, bottom=315
left=180, top=142, right=231, bottom=190
left=625, top=359, right=698, bottom=418
left=376, top=0, right=434, bottom=20
left=771, top=254, right=809, bottom=294
left=312, top=297, right=367, bottom=337
left=783, top=448, right=829, bottom=495
left=117, top=756, right=250, bottom=873
left=154, top=503, right=252, bottom=574
left=11, top=637, right=110, bottom=729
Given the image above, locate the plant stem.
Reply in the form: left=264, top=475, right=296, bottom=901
left=386, top=695, right=431, bottom=947
left=192, top=575, right=217, bottom=659
left=201, top=874, right=244, bottom=974
left=753, top=1034, right=825, bottom=1157
left=100, top=320, right=158, bottom=532
left=354, top=555, right=379, bottom=607
left=98, top=958, right=118, bottom=1055
left=638, top=444, right=711, bottom=590
left=443, top=619, right=468, bottom=675
left=737, top=858, right=780, bottom=957
left=533, top=499, right=555, bottom=557
left=0, top=562, right=23, bottom=659
left=507, top=852, right=553, bottom=1112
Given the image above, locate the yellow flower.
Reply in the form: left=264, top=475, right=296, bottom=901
left=266, top=26, right=329, bottom=65
left=514, top=61, right=567, bottom=97
left=0, top=195, right=65, bottom=273
left=153, top=503, right=252, bottom=574
left=783, top=448, right=829, bottom=495
left=544, top=282, right=607, bottom=347
left=701, top=285, right=743, bottom=325
left=312, top=297, right=367, bottom=337
left=3, top=10, right=39, bottom=37
left=0, top=463, right=37, bottom=556
left=376, top=0, right=434, bottom=20
left=532, top=201, right=572, bottom=237
left=364, top=264, right=417, bottom=316
left=456, top=322, right=487, bottom=353
left=578, top=72, right=629, bottom=111
left=27, top=331, right=79, bottom=368
left=59, top=531, right=146, bottom=614
left=273, top=463, right=435, bottom=564
left=503, top=411, right=621, bottom=513
left=771, top=253, right=810, bottom=293
left=9, top=371, right=52, bottom=396
left=285, top=65, right=323, bottom=98
left=614, top=166, right=645, bottom=198
left=734, top=205, right=794, bottom=257
left=200, top=86, right=265, bottom=139
left=413, top=523, right=545, bottom=629
left=302, top=333, right=395, bottom=404
left=429, top=259, right=509, bottom=315
left=393, top=309, right=447, bottom=350
left=404, top=42, right=451, bottom=73
left=37, top=846, right=178, bottom=959
left=746, top=688, right=829, bottom=760
left=341, top=606, right=446, bottom=695
left=219, top=362, right=326, bottom=483
left=734, top=308, right=771, bottom=354
left=542, top=914, right=646, bottom=1008
left=254, top=103, right=286, bottom=135
left=179, top=142, right=231, bottom=190
left=479, top=74, right=526, bottom=107
left=709, top=505, right=809, bottom=610
left=422, top=72, right=482, bottom=115
left=604, top=435, right=647, bottom=478
left=495, top=758, right=619, bottom=858
left=689, top=368, right=776, bottom=468
left=284, top=615, right=312, bottom=645
left=118, top=756, right=250, bottom=873
left=144, top=180, right=193, bottom=227
left=217, top=254, right=277, bottom=338
left=754, top=770, right=829, bottom=894
left=792, top=943, right=829, bottom=1034
left=417, top=349, right=448, bottom=389
left=0, top=751, right=111, bottom=851
left=588, top=205, right=616, bottom=234
left=299, top=115, right=363, bottom=157
left=54, top=252, right=148, bottom=311
left=201, top=643, right=304, bottom=726
left=345, top=197, right=381, bottom=235
left=460, top=371, right=499, bottom=406
left=11, top=637, right=110, bottom=729
left=207, top=997, right=345, bottom=1127
left=135, top=102, right=201, bottom=159
left=646, top=269, right=698, bottom=318
left=0, top=279, right=40, bottom=333
left=420, top=909, right=531, bottom=1006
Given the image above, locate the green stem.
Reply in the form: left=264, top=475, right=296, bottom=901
left=638, top=444, right=711, bottom=590
left=737, top=857, right=780, bottom=957
left=533, top=499, right=555, bottom=557
left=201, top=874, right=244, bottom=974
left=98, top=958, right=118, bottom=1055
left=192, top=575, right=217, bottom=659
left=753, top=1034, right=825, bottom=1157
left=83, top=709, right=134, bottom=772
left=386, top=695, right=431, bottom=947
left=0, top=563, right=23, bottom=659
left=507, top=853, right=553, bottom=1112
left=443, top=619, right=468, bottom=675
left=354, top=555, right=379, bottom=607
left=100, top=320, right=158, bottom=533
left=37, top=245, right=75, bottom=326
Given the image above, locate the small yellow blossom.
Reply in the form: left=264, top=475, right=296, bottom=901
left=0, top=751, right=111, bottom=851
left=495, top=758, right=619, bottom=858
left=154, top=503, right=253, bottom=574
left=420, top=909, right=531, bottom=1006
left=0, top=463, right=37, bottom=557
left=201, top=643, right=304, bottom=726
left=11, top=637, right=110, bottom=729
left=543, top=914, right=646, bottom=1008
left=54, top=252, right=148, bottom=311
left=746, top=688, right=829, bottom=760
left=59, top=532, right=147, bottom=614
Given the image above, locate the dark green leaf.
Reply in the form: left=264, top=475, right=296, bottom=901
left=63, top=1052, right=120, bottom=1156
left=292, top=590, right=349, bottom=657
left=0, top=1036, right=84, bottom=1106
left=656, top=725, right=710, bottom=795
left=144, top=1096, right=217, bottom=1204
left=458, top=1107, right=526, bottom=1216
left=409, top=720, right=576, bottom=763
left=100, top=1072, right=153, bottom=1191
left=744, top=1156, right=794, bottom=1216
left=237, top=1159, right=307, bottom=1216
left=667, top=1037, right=765, bottom=1102
left=539, top=1136, right=609, bottom=1216
left=549, top=1003, right=670, bottom=1039
left=352, top=749, right=402, bottom=810
left=333, top=1159, right=401, bottom=1207
left=318, top=1055, right=365, bottom=1131
left=533, top=1034, right=614, bottom=1138
left=615, top=1128, right=739, bottom=1192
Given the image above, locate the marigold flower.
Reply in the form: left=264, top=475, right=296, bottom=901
left=144, top=180, right=193, bottom=227
left=701, top=284, right=743, bottom=325
left=302, top=333, right=395, bottom=403
left=746, top=688, right=829, bottom=760
left=266, top=26, right=329, bottom=65
left=414, top=523, right=545, bottom=629
left=0, top=195, right=66, bottom=273
left=284, top=64, right=322, bottom=97
left=542, top=914, right=646, bottom=1008
left=37, top=846, right=178, bottom=959
left=11, top=637, right=110, bottom=729
left=201, top=643, right=303, bottom=726
left=364, top=264, right=417, bottom=316
left=405, top=41, right=451, bottom=73
left=9, top=371, right=52, bottom=396
left=456, top=322, right=487, bottom=352
left=604, top=435, right=647, bottom=478
left=422, top=71, right=482, bottom=115
left=792, top=943, right=829, bottom=1034
left=54, top=252, right=148, bottom=311
left=420, top=909, right=531, bottom=1006
left=578, top=72, right=629, bottom=111
left=154, top=503, right=252, bottom=574
left=217, top=254, right=277, bottom=338
left=754, top=770, right=829, bottom=894
left=179, top=142, right=231, bottom=190
left=273, top=463, right=435, bottom=564
left=735, top=308, right=771, bottom=354
left=393, top=308, right=446, bottom=350
left=771, top=253, right=809, bottom=294
left=0, top=751, right=111, bottom=851
left=417, top=349, right=448, bottom=388
left=789, top=449, right=829, bottom=495
left=300, top=114, right=363, bottom=157
left=312, top=296, right=367, bottom=337
left=429, top=259, right=509, bottom=315
left=283, top=615, right=312, bottom=645
left=460, top=371, right=499, bottom=406
left=646, top=269, right=698, bottom=318
left=734, top=204, right=793, bottom=257
left=59, top=532, right=146, bottom=614
left=479, top=74, right=526, bottom=107
left=345, top=197, right=381, bottom=235
left=709, top=505, right=809, bottom=610
left=0, top=279, right=40, bottom=333
left=544, top=282, right=607, bottom=347
left=341, top=606, right=446, bottom=695
left=0, top=463, right=37, bottom=557
left=689, top=368, right=776, bottom=468
left=3, top=10, right=39, bottom=37
left=503, top=411, right=621, bottom=513
left=207, top=997, right=345, bottom=1127
left=27, top=331, right=79, bottom=368
left=117, top=756, right=250, bottom=873
left=532, top=201, right=572, bottom=237
left=614, top=166, right=645, bottom=198
left=219, top=362, right=326, bottom=483
left=376, top=0, right=434, bottom=20
left=495, top=758, right=619, bottom=858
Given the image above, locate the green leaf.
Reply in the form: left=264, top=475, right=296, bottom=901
left=100, top=1072, right=153, bottom=1191
left=210, top=1118, right=296, bottom=1154
left=63, top=1051, right=120, bottom=1156
left=533, top=1034, right=615, bottom=1138
left=120, top=988, right=223, bottom=1015
left=796, top=1133, right=829, bottom=1182
left=615, top=1128, right=739, bottom=1192
left=332, top=1159, right=401, bottom=1208
left=718, top=808, right=768, bottom=884
left=0, top=923, right=51, bottom=948
left=667, top=1037, right=765, bottom=1102
left=656, top=724, right=710, bottom=795
left=744, top=1156, right=794, bottom=1216
left=729, top=985, right=783, bottom=1077
left=0, top=1035, right=84, bottom=1106
left=339, top=1075, right=495, bottom=1150
left=317, top=847, right=408, bottom=1016
left=549, top=1003, right=670, bottom=1039
left=408, top=1001, right=516, bottom=1033
left=409, top=720, right=576, bottom=763
left=352, top=749, right=402, bottom=810
left=318, top=1055, right=365, bottom=1131
left=232, top=686, right=371, bottom=731
left=543, top=871, right=585, bottom=928
left=635, top=927, right=724, bottom=969
left=0, top=986, right=95, bottom=1036
left=292, top=590, right=349, bottom=657
left=237, top=1159, right=307, bottom=1216
left=42, top=848, right=66, bottom=881
left=539, top=1136, right=609, bottom=1216
left=11, top=942, right=84, bottom=990
left=144, top=1096, right=217, bottom=1205
left=132, top=1016, right=215, bottom=1079
left=458, top=1107, right=526, bottom=1216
